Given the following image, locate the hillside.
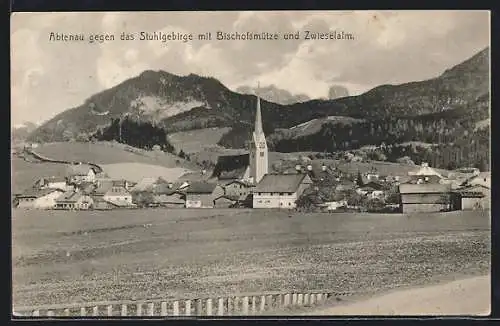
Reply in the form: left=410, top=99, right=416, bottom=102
left=28, top=47, right=489, bottom=149
left=236, top=84, right=311, bottom=105
left=11, top=122, right=38, bottom=144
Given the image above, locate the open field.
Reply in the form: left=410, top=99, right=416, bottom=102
left=167, top=127, right=232, bottom=154
left=11, top=158, right=71, bottom=194
left=100, top=163, right=192, bottom=183
left=32, top=142, right=198, bottom=170
left=12, top=209, right=490, bottom=308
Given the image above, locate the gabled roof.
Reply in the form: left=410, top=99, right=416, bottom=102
left=214, top=195, right=238, bottom=202
left=185, top=182, right=219, bottom=194
left=254, top=173, right=311, bottom=193
left=17, top=188, right=64, bottom=198
left=56, top=191, right=85, bottom=203
left=212, top=154, right=250, bottom=180
left=221, top=179, right=253, bottom=188
left=105, top=186, right=131, bottom=197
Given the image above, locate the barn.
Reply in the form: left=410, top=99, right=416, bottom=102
left=451, top=185, right=490, bottom=210
left=184, top=182, right=224, bottom=208
left=399, top=183, right=452, bottom=213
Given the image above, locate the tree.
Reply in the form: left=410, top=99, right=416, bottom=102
left=356, top=171, right=364, bottom=187
left=178, top=149, right=186, bottom=159
left=62, top=129, right=74, bottom=142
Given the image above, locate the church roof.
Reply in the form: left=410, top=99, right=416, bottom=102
left=254, top=173, right=311, bottom=193
left=212, top=154, right=250, bottom=180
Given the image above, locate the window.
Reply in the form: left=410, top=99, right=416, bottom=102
left=288, top=193, right=293, bottom=196
left=260, top=152, right=264, bottom=157
left=288, top=202, right=292, bottom=206
left=279, top=192, right=284, bottom=196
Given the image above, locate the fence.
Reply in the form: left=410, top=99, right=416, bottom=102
left=13, top=290, right=354, bottom=317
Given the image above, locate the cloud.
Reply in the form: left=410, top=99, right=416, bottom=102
left=10, top=11, right=490, bottom=125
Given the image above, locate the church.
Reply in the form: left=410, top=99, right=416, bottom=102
left=212, top=89, right=312, bottom=209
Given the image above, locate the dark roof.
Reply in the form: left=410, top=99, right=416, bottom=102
left=254, top=173, right=312, bottom=193
left=186, top=182, right=219, bottom=194
left=406, top=175, right=442, bottom=184
left=212, top=154, right=250, bottom=180
left=56, top=191, right=84, bottom=203
left=222, top=179, right=253, bottom=188
left=17, top=188, right=63, bottom=198
left=214, top=195, right=238, bottom=202
left=363, top=181, right=385, bottom=190
left=154, top=182, right=184, bottom=195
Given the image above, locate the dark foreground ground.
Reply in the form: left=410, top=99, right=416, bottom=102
left=12, top=209, right=490, bottom=308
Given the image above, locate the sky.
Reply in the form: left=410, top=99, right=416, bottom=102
left=11, top=10, right=490, bottom=126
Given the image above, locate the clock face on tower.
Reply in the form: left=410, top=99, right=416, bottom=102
left=259, top=142, right=266, bottom=149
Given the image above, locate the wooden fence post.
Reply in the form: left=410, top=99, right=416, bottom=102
left=64, top=308, right=70, bottom=316
left=160, top=302, right=167, bottom=316
left=259, top=295, right=266, bottom=312
left=297, top=294, right=303, bottom=305
left=136, top=303, right=142, bottom=316
left=121, top=304, right=127, bottom=316
left=148, top=303, right=154, bottom=316
left=184, top=300, right=191, bottom=316
left=107, top=305, right=113, bottom=316
left=80, top=307, right=86, bottom=316
left=226, top=297, right=232, bottom=316
left=217, top=298, right=224, bottom=316
left=233, top=297, right=240, bottom=314
left=92, top=306, right=99, bottom=316
left=242, top=296, right=249, bottom=315
left=172, top=301, right=179, bottom=316
left=284, top=294, right=291, bottom=306
left=292, top=293, right=298, bottom=305
left=310, top=293, right=316, bottom=305
left=251, top=296, right=257, bottom=314
left=196, top=299, right=203, bottom=315
left=266, top=295, right=273, bottom=309
left=206, top=299, right=213, bottom=316
left=316, top=293, right=322, bottom=302
left=304, top=293, right=310, bottom=305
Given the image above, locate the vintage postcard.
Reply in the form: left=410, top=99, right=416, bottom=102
left=11, top=10, right=491, bottom=317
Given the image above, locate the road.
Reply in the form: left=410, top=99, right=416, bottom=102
left=305, top=275, right=490, bottom=316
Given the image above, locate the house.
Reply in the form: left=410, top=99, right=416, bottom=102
left=408, top=162, right=444, bottom=179
left=467, top=172, right=491, bottom=188
left=55, top=191, right=94, bottom=210
left=66, top=164, right=97, bottom=184
left=92, top=196, right=114, bottom=210
left=451, top=185, right=490, bottom=210
left=152, top=184, right=186, bottom=207
left=253, top=173, right=313, bottom=209
left=184, top=182, right=225, bottom=208
left=36, top=176, right=69, bottom=191
left=212, top=153, right=251, bottom=182
left=221, top=180, right=254, bottom=200
left=398, top=183, right=452, bottom=214
left=15, top=188, right=65, bottom=209
left=213, top=195, right=238, bottom=208
left=103, top=185, right=133, bottom=207
left=112, top=179, right=134, bottom=191
left=365, top=173, right=379, bottom=182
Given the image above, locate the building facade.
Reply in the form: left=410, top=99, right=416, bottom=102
left=185, top=182, right=224, bottom=208
left=399, top=183, right=452, bottom=213
left=253, top=174, right=313, bottom=209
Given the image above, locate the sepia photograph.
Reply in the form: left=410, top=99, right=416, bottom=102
left=11, top=10, right=491, bottom=317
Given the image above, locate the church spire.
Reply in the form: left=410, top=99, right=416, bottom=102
left=255, top=82, right=263, bottom=135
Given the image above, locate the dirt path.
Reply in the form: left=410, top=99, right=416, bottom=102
left=304, top=275, right=490, bottom=316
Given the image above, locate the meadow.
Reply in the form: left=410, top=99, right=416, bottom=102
left=12, top=208, right=490, bottom=308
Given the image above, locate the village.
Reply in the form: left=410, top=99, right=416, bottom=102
left=12, top=95, right=491, bottom=214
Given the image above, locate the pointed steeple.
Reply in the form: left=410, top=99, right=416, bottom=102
left=254, top=82, right=263, bottom=135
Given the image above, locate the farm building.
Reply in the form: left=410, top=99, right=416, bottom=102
left=102, top=185, right=133, bottom=207
left=212, top=154, right=251, bottom=181
left=153, top=192, right=186, bottom=208
left=35, top=176, right=69, bottom=191
left=253, top=173, right=313, bottom=209
left=221, top=180, right=254, bottom=200
left=91, top=196, right=114, bottom=210
left=184, top=182, right=224, bottom=208
left=15, top=188, right=65, bottom=209
left=451, top=185, right=490, bottom=210
left=66, top=165, right=97, bottom=184
left=55, top=191, right=94, bottom=210
left=408, top=162, right=444, bottom=179
left=398, top=183, right=452, bottom=213
left=213, top=195, right=238, bottom=208
left=467, top=172, right=491, bottom=188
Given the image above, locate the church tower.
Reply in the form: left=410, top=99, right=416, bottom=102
left=249, top=88, right=268, bottom=184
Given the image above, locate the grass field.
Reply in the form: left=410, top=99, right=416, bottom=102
left=12, top=209, right=490, bottom=308
left=11, top=158, right=70, bottom=194
left=167, top=127, right=232, bottom=154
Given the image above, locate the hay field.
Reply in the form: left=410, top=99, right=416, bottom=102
left=12, top=209, right=490, bottom=308
left=167, top=127, right=232, bottom=154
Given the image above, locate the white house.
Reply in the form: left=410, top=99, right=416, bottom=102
left=15, top=188, right=65, bottom=209
left=468, top=172, right=491, bottom=188
left=103, top=186, right=134, bottom=207
left=37, top=176, right=71, bottom=191
left=253, top=173, right=313, bottom=209
left=66, top=165, right=96, bottom=184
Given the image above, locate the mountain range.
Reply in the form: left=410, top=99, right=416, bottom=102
left=27, top=47, right=489, bottom=154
